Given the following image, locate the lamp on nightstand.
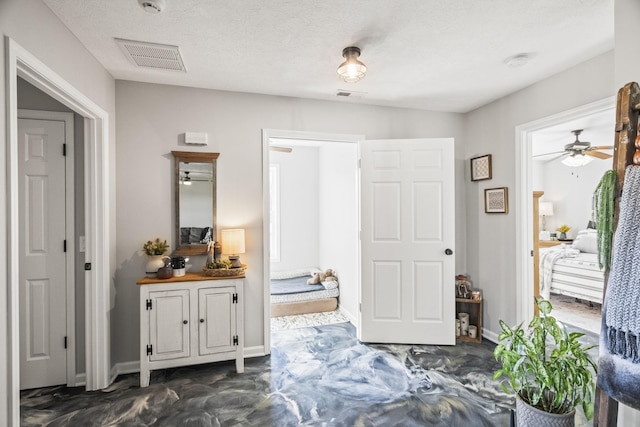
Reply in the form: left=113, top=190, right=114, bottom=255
left=221, top=229, right=245, bottom=268
left=539, top=202, right=554, bottom=231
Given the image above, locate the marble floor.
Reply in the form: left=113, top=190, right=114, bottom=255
left=21, top=322, right=591, bottom=426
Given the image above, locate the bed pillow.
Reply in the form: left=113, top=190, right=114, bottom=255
left=572, top=229, right=598, bottom=254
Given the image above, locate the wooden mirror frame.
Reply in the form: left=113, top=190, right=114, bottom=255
left=172, top=151, right=219, bottom=256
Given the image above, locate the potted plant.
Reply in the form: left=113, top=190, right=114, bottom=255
left=493, top=298, right=597, bottom=426
left=556, top=224, right=571, bottom=240
left=142, top=238, right=169, bottom=277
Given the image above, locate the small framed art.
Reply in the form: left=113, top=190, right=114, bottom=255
left=484, top=187, right=508, bottom=214
left=470, top=154, right=492, bottom=181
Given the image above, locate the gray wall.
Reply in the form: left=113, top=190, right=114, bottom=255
left=114, top=79, right=466, bottom=363
left=270, top=146, right=320, bottom=271
left=0, top=0, right=116, bottom=420
left=463, top=50, right=614, bottom=337
left=17, top=77, right=87, bottom=374
left=318, top=142, right=359, bottom=322
left=533, top=157, right=610, bottom=239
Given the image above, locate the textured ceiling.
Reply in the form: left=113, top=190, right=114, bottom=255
left=41, top=0, right=614, bottom=113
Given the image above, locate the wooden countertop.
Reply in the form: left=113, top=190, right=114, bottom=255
left=137, top=271, right=245, bottom=285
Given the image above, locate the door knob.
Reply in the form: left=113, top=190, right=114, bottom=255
left=445, top=248, right=453, bottom=255
left=199, top=318, right=205, bottom=323
left=183, top=320, right=188, bottom=324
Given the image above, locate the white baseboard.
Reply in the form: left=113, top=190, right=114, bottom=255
left=108, top=347, right=268, bottom=382
left=244, top=345, right=268, bottom=358
left=338, top=305, right=357, bottom=326
left=110, top=361, right=140, bottom=383
left=482, top=328, right=499, bottom=344
left=74, top=372, right=86, bottom=387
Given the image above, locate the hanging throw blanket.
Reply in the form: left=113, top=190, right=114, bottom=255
left=598, top=165, right=640, bottom=409
left=593, top=170, right=616, bottom=272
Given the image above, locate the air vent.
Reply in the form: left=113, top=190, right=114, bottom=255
left=336, top=89, right=366, bottom=98
left=115, top=38, right=186, bottom=72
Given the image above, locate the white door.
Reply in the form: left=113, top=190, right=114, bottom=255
left=359, top=138, right=455, bottom=344
left=18, top=115, right=71, bottom=389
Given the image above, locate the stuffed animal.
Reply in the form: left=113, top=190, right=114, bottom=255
left=307, top=268, right=338, bottom=285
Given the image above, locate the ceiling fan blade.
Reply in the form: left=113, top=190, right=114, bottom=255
left=544, top=153, right=568, bottom=163
left=533, top=150, right=565, bottom=158
left=585, top=150, right=612, bottom=159
left=589, top=145, right=614, bottom=151
left=270, top=146, right=292, bottom=153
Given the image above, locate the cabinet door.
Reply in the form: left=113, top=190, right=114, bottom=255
left=198, top=287, right=236, bottom=356
left=149, top=289, right=190, bottom=361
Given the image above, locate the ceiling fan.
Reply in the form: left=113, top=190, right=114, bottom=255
left=534, top=129, right=613, bottom=166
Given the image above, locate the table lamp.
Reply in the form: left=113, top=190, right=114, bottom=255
left=221, top=229, right=245, bottom=268
left=539, top=202, right=554, bottom=231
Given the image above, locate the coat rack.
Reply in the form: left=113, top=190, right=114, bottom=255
left=593, top=82, right=640, bottom=426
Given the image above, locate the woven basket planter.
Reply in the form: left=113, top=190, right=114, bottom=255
left=202, top=267, right=246, bottom=277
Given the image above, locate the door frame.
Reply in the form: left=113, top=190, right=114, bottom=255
left=515, top=96, right=615, bottom=324
left=18, top=109, right=76, bottom=387
left=261, top=129, right=363, bottom=353
left=6, top=37, right=111, bottom=424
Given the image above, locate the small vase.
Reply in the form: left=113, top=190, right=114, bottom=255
left=146, top=254, right=168, bottom=278
left=559, top=232, right=567, bottom=240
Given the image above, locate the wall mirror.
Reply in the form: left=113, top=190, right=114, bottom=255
left=172, top=151, right=219, bottom=256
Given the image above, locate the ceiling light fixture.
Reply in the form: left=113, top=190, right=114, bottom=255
left=337, top=46, right=367, bottom=83
left=561, top=153, right=593, bottom=167
left=183, top=171, right=192, bottom=185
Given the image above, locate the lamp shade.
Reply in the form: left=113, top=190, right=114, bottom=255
left=539, top=202, right=554, bottom=216
left=221, top=229, right=245, bottom=255
left=562, top=154, right=593, bottom=167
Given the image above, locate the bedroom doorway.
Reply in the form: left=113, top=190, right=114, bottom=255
left=262, top=130, right=361, bottom=349
left=516, top=97, right=615, bottom=332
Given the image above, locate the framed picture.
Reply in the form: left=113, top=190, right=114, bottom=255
left=485, top=187, right=508, bottom=214
left=470, top=154, right=492, bottom=181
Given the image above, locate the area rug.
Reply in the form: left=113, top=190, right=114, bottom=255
left=270, top=309, right=350, bottom=331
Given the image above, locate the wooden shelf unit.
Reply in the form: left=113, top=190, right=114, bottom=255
left=456, top=297, right=483, bottom=343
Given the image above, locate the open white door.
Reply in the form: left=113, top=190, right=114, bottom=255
left=359, top=138, right=455, bottom=345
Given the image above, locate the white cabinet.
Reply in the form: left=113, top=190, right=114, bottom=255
left=138, top=273, right=244, bottom=387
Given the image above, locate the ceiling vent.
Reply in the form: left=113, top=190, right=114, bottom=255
left=115, top=38, right=186, bottom=72
left=336, top=89, right=366, bottom=98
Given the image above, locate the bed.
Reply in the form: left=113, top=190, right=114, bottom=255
left=539, top=229, right=604, bottom=304
left=270, top=268, right=339, bottom=317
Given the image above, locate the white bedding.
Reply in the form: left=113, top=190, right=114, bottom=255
left=539, top=245, right=579, bottom=300
left=270, top=267, right=340, bottom=304
left=539, top=244, right=605, bottom=304
left=270, top=288, right=340, bottom=304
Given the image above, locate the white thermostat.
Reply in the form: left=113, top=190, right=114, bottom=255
left=184, top=132, right=208, bottom=145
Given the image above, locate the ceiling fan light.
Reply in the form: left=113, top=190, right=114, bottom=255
left=562, top=154, right=593, bottom=167
left=337, top=46, right=367, bottom=83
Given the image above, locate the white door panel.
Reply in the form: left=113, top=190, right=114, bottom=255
left=19, top=117, right=68, bottom=389
left=149, top=290, right=190, bottom=361
left=360, top=138, right=455, bottom=345
left=199, top=287, right=236, bottom=356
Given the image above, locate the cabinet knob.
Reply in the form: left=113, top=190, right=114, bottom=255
left=199, top=318, right=205, bottom=323
left=445, top=248, right=453, bottom=255
left=183, top=320, right=188, bottom=324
